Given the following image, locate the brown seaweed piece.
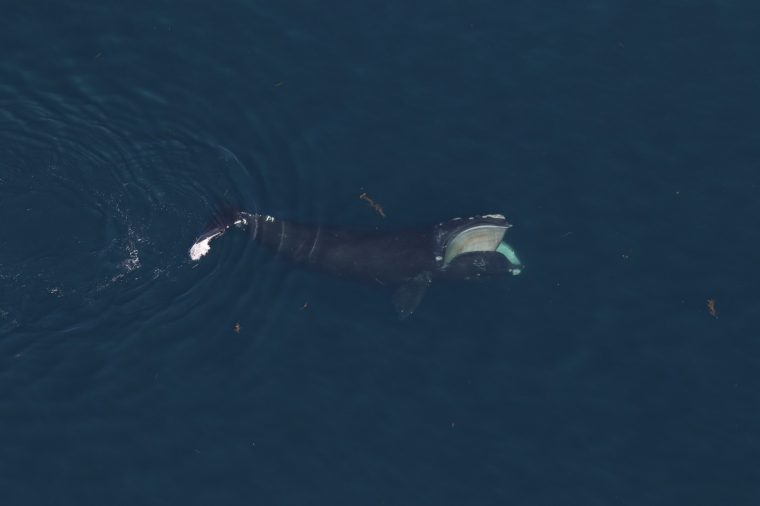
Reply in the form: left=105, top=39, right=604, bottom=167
left=359, top=192, right=386, bottom=218
left=706, top=299, right=718, bottom=318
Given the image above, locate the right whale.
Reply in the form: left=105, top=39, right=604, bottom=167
left=190, top=212, right=523, bottom=319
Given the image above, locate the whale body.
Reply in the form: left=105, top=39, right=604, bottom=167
left=190, top=212, right=522, bottom=319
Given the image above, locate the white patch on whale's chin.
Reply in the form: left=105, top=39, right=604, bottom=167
left=189, top=231, right=223, bottom=261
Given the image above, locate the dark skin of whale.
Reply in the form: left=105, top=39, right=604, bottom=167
left=196, top=212, right=517, bottom=317
left=241, top=212, right=513, bottom=283
left=246, top=213, right=436, bottom=285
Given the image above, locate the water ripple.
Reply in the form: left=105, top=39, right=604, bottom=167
left=0, top=6, right=376, bottom=379
left=0, top=83, right=281, bottom=359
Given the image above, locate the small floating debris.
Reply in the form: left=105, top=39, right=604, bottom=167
left=300, top=302, right=309, bottom=311
left=274, top=81, right=284, bottom=87
left=359, top=192, right=386, bottom=218
left=233, top=322, right=241, bottom=333
left=706, top=299, right=718, bottom=318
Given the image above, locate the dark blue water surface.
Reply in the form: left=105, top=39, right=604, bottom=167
left=2, top=1, right=759, bottom=504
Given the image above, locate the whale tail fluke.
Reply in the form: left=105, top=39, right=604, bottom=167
left=189, top=208, right=251, bottom=261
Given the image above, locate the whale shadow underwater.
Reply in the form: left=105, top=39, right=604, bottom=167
left=189, top=212, right=523, bottom=319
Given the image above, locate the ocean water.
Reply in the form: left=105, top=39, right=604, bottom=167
left=1, top=1, right=759, bottom=504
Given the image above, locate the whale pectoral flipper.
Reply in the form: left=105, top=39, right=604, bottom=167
left=392, top=271, right=433, bottom=320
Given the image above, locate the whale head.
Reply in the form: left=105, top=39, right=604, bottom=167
left=434, top=214, right=522, bottom=280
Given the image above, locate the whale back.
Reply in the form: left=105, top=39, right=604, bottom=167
left=249, top=214, right=436, bottom=285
